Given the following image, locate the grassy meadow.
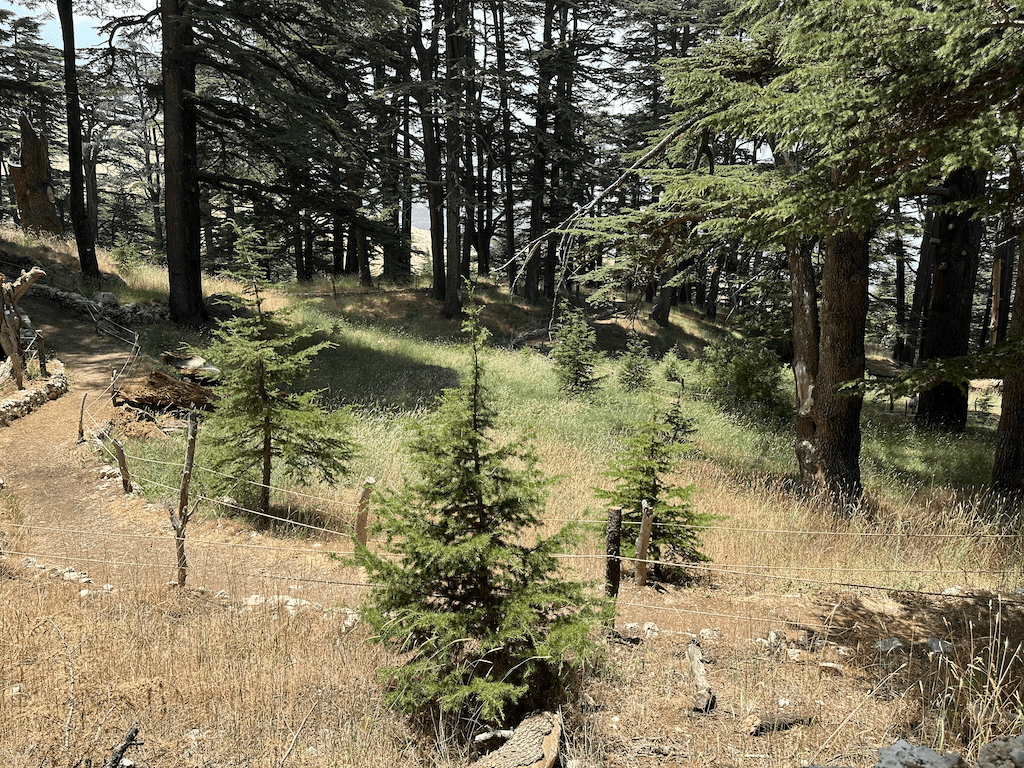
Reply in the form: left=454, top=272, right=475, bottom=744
left=2, top=225, right=1023, bottom=767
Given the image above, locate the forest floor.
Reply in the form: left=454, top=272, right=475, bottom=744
left=1, top=289, right=1023, bottom=768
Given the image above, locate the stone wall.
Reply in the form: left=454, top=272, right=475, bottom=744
left=0, top=366, right=68, bottom=427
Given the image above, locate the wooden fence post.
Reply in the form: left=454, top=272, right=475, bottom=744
left=355, top=477, right=375, bottom=546
left=605, top=506, right=622, bottom=599
left=111, top=438, right=132, bottom=494
left=36, top=333, right=47, bottom=377
left=169, top=413, right=198, bottom=588
left=77, top=393, right=87, bottom=442
left=635, top=499, right=654, bottom=587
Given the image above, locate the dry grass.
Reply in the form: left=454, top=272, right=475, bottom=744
left=0, top=577, right=424, bottom=767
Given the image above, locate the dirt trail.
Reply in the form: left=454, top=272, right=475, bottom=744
left=1, top=294, right=364, bottom=606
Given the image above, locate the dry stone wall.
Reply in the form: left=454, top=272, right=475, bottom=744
left=0, top=366, right=67, bottom=426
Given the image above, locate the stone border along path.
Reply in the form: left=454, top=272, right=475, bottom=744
left=0, top=365, right=68, bottom=426
left=0, top=292, right=364, bottom=616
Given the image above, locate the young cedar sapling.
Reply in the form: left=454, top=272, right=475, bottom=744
left=356, top=285, right=603, bottom=737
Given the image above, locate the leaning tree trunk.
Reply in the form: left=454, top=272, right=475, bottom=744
left=788, top=227, right=870, bottom=507
left=916, top=168, right=987, bottom=431
left=9, top=114, right=63, bottom=236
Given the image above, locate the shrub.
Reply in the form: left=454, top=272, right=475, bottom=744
left=660, top=347, right=685, bottom=384
left=617, top=333, right=653, bottom=392
left=551, top=306, right=602, bottom=396
left=697, top=335, right=789, bottom=420
left=356, top=291, right=602, bottom=735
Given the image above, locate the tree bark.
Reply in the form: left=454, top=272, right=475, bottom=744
left=788, top=226, right=869, bottom=506
left=162, top=0, right=207, bottom=326
left=991, top=221, right=1024, bottom=503
left=57, top=0, right=99, bottom=279
left=9, top=114, right=62, bottom=236
left=916, top=168, right=987, bottom=431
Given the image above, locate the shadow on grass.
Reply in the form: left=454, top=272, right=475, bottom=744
left=302, top=330, right=459, bottom=411
left=861, top=410, right=996, bottom=494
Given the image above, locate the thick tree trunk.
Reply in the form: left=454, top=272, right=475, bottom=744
left=991, top=221, right=1024, bottom=504
left=162, top=0, right=206, bottom=325
left=788, top=228, right=869, bottom=506
left=916, top=168, right=987, bottom=431
left=652, top=265, right=676, bottom=327
left=10, top=114, right=62, bottom=236
left=57, top=0, right=99, bottom=279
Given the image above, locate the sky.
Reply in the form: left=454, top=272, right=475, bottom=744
left=0, top=1, right=143, bottom=50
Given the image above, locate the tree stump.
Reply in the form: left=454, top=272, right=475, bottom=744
left=9, top=114, right=63, bottom=236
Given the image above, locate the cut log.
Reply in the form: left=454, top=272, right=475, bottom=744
left=742, top=711, right=813, bottom=736
left=469, top=711, right=560, bottom=768
left=114, top=370, right=217, bottom=410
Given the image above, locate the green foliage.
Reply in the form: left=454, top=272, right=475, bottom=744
left=617, top=334, right=654, bottom=392
left=216, top=221, right=275, bottom=320
left=356, top=293, right=602, bottom=734
left=109, top=240, right=146, bottom=275
left=198, top=313, right=355, bottom=517
left=551, top=306, right=603, bottom=396
left=595, top=403, right=716, bottom=584
left=660, top=348, right=686, bottom=384
left=697, top=335, right=789, bottom=421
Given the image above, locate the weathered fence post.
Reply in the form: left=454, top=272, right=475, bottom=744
left=635, top=498, right=654, bottom=587
left=77, top=393, right=87, bottom=442
left=355, top=477, right=375, bottom=546
left=36, top=333, right=48, bottom=377
left=111, top=438, right=132, bottom=494
left=169, top=413, right=198, bottom=587
left=605, top=506, right=622, bottom=599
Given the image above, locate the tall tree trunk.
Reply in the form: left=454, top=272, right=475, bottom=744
left=916, top=168, right=987, bottom=431
left=788, top=226, right=870, bottom=506
left=332, top=214, right=345, bottom=276
left=991, top=220, right=1024, bottom=504
left=902, top=199, right=940, bottom=365
left=493, top=0, right=516, bottom=284
left=57, top=0, right=99, bottom=279
left=891, top=200, right=909, bottom=362
left=523, top=0, right=555, bottom=302
left=440, top=0, right=468, bottom=319
left=163, top=0, right=206, bottom=325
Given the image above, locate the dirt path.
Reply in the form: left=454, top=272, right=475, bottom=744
left=1, top=294, right=366, bottom=606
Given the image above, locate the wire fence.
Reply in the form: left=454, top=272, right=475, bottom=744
left=4, top=308, right=1022, bottom=623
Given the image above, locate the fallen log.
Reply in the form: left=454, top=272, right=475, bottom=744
left=114, top=370, right=217, bottom=410
left=470, top=711, right=561, bottom=768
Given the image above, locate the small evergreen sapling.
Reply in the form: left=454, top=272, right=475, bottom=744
left=595, top=404, right=716, bottom=584
left=551, top=306, right=602, bottom=396
left=617, top=333, right=654, bottom=392
left=199, top=314, right=355, bottom=518
left=356, top=293, right=602, bottom=735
